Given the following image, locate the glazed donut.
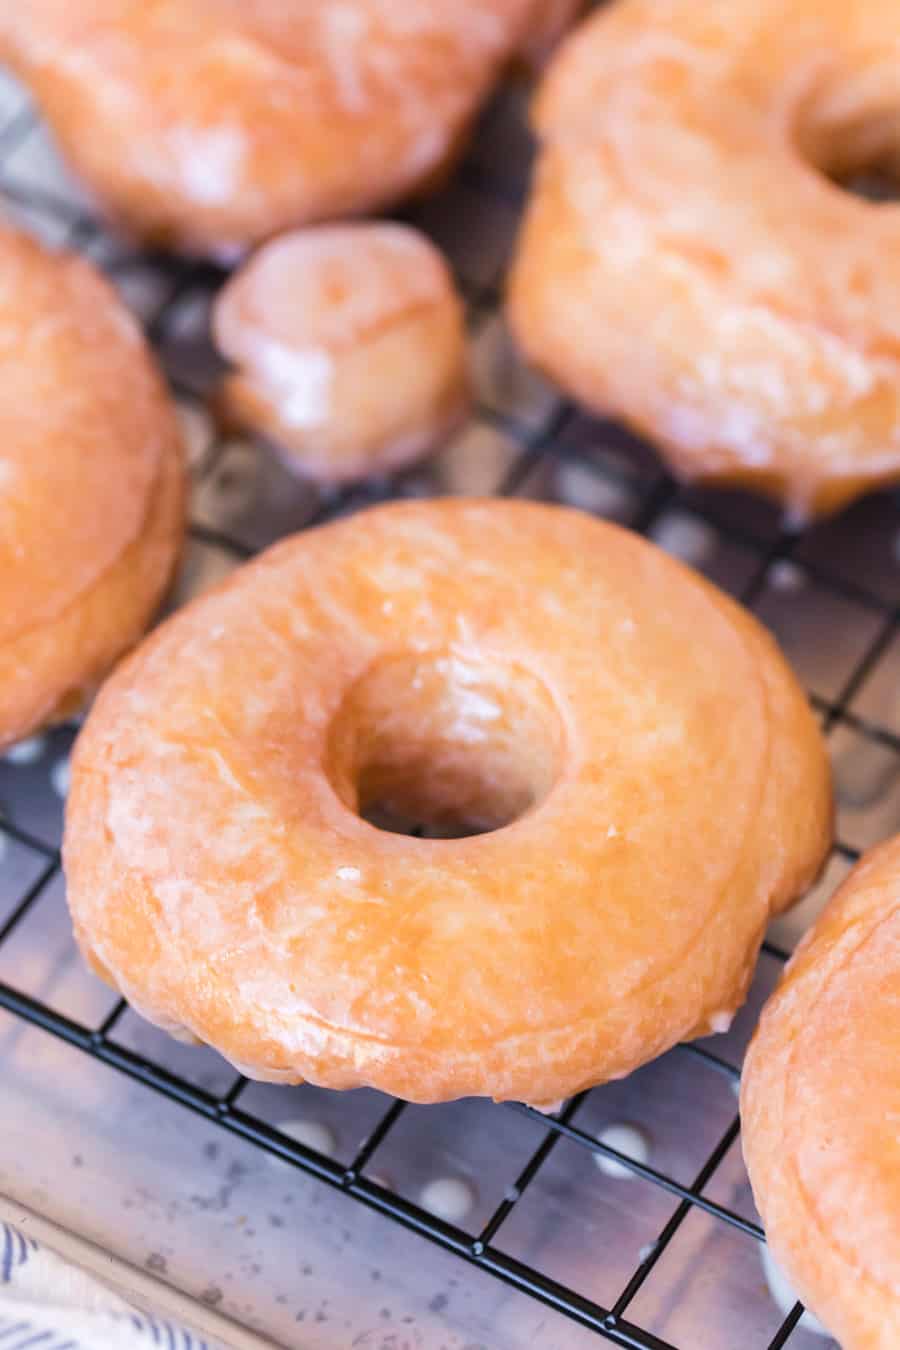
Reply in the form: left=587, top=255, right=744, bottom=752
left=213, top=224, right=470, bottom=484
left=0, top=226, right=184, bottom=749
left=1, top=1, right=577, bottom=258
left=509, top=0, right=900, bottom=520
left=64, top=500, right=831, bottom=1104
left=742, top=839, right=900, bottom=1350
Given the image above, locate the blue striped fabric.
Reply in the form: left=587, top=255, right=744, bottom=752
left=0, top=1216, right=209, bottom=1349
left=0, top=1317, right=206, bottom=1350
left=0, top=1227, right=36, bottom=1287
left=0, top=1324, right=74, bottom=1350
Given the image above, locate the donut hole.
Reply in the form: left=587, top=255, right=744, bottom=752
left=325, top=653, right=565, bottom=838
left=836, top=164, right=900, bottom=203
left=796, top=102, right=900, bottom=203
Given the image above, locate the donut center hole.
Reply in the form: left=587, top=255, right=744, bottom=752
left=798, top=111, right=900, bottom=202
left=325, top=653, right=565, bottom=838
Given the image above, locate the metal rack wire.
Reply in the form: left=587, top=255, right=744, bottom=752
left=0, top=61, right=892, bottom=1350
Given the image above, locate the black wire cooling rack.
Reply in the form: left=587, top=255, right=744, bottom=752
left=1, top=57, right=896, bottom=1350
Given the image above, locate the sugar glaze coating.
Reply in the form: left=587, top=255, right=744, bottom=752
left=510, top=0, right=900, bottom=519
left=65, top=499, right=830, bottom=1104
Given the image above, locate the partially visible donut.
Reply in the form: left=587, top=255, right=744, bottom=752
left=0, top=226, right=185, bottom=747
left=1, top=1, right=577, bottom=258
left=742, top=839, right=900, bottom=1350
left=509, top=0, right=900, bottom=519
left=213, top=224, right=470, bottom=484
left=64, top=499, right=831, bottom=1104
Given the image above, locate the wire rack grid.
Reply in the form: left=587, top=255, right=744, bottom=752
left=0, top=55, right=896, bottom=1350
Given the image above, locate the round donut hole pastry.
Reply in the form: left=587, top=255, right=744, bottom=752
left=212, top=224, right=471, bottom=485
left=0, top=2, right=578, bottom=259
left=64, top=500, right=832, bottom=1104
left=742, top=838, right=900, bottom=1350
left=0, top=225, right=185, bottom=750
left=508, top=0, right=900, bottom=522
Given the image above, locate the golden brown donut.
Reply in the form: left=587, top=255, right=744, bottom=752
left=64, top=499, right=831, bottom=1103
left=742, top=840, right=900, bottom=1350
left=1, top=1, right=576, bottom=258
left=213, top=224, right=470, bottom=484
left=509, top=0, right=900, bottom=521
left=0, top=226, right=185, bottom=747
